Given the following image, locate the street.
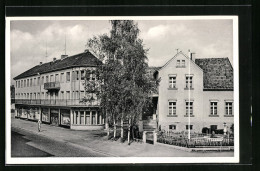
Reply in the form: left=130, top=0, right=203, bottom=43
left=10, top=118, right=234, bottom=157
left=11, top=127, right=108, bottom=157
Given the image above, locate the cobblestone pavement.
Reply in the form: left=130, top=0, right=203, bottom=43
left=11, top=117, right=234, bottom=157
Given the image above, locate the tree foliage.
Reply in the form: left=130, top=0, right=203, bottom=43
left=85, top=20, right=157, bottom=137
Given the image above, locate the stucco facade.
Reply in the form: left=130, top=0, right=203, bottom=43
left=156, top=52, right=234, bottom=133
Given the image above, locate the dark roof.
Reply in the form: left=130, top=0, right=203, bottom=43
left=14, top=51, right=102, bottom=80
left=195, top=58, right=233, bottom=90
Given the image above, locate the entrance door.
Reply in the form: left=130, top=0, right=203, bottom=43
left=50, top=109, right=59, bottom=126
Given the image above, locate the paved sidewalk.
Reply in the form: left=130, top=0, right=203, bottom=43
left=11, top=118, right=234, bottom=157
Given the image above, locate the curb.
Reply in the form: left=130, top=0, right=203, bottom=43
left=11, top=124, right=119, bottom=157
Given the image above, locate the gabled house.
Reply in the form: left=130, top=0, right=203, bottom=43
left=153, top=51, right=234, bottom=133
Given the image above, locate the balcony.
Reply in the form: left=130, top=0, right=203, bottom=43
left=44, top=82, right=60, bottom=90
left=15, top=99, right=100, bottom=107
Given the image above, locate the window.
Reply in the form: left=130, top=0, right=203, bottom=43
left=50, top=75, right=54, bottom=82
left=60, top=91, right=64, bottom=99
left=186, top=125, right=193, bottom=130
left=76, top=71, right=79, bottom=80
left=66, top=72, right=70, bottom=82
left=81, top=70, right=85, bottom=80
left=24, top=80, right=26, bottom=87
left=66, top=91, right=70, bottom=99
left=42, top=92, right=44, bottom=99
left=85, top=111, right=90, bottom=125
left=41, top=76, right=44, bottom=84
left=34, top=78, right=36, bottom=86
left=46, top=76, right=49, bottom=83
left=185, top=76, right=193, bottom=89
left=225, top=102, right=233, bottom=115
left=92, top=111, right=96, bottom=124
left=75, top=91, right=79, bottom=99
left=181, top=60, right=185, bottom=67
left=27, top=79, right=29, bottom=87
left=55, top=74, right=59, bottom=82
left=60, top=73, right=64, bottom=82
left=37, top=77, right=40, bottom=85
left=169, top=125, right=176, bottom=130
left=80, top=91, right=85, bottom=98
left=16, top=81, right=17, bottom=88
left=169, top=76, right=176, bottom=88
left=21, top=80, right=23, bottom=88
left=80, top=111, right=84, bottom=124
left=186, top=101, right=193, bottom=116
left=210, top=102, right=218, bottom=115
left=176, top=60, right=180, bottom=66
left=30, top=79, right=32, bottom=86
left=168, top=101, right=176, bottom=116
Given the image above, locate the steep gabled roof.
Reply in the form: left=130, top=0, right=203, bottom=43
left=195, top=58, right=233, bottom=90
left=13, top=51, right=102, bottom=80
left=158, top=51, right=203, bottom=72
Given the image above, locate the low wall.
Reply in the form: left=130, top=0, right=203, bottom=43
left=70, top=124, right=105, bottom=130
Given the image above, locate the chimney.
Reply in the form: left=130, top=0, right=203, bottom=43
left=61, top=54, right=68, bottom=59
left=84, top=49, right=89, bottom=53
left=188, top=50, right=195, bottom=61
left=39, top=62, right=43, bottom=65
left=53, top=57, right=56, bottom=62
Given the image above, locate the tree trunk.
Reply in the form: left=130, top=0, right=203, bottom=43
left=106, top=111, right=110, bottom=137
left=128, top=118, right=131, bottom=145
left=121, top=118, right=124, bottom=139
left=113, top=119, right=116, bottom=138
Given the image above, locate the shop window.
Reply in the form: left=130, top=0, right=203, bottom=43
left=92, top=111, right=96, bottom=124
left=80, top=111, right=84, bottom=124
left=61, top=109, right=70, bottom=126
left=42, top=108, right=50, bottom=122
left=85, top=111, right=90, bottom=125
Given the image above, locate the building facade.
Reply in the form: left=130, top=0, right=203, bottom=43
left=153, top=51, right=234, bottom=133
left=14, top=50, right=105, bottom=130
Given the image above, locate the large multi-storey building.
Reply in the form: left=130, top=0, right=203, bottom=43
left=151, top=51, right=234, bottom=133
left=14, top=50, right=105, bottom=130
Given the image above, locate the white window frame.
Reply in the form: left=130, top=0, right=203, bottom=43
left=168, top=74, right=177, bottom=88
left=168, top=100, right=177, bottom=116
left=210, top=100, right=218, bottom=115
left=185, top=100, right=194, bottom=116
left=225, top=100, right=233, bottom=116
left=185, top=74, right=193, bottom=89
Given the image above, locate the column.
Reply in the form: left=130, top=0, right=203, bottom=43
left=95, top=111, right=98, bottom=125
left=48, top=108, right=51, bottom=123
left=58, top=109, right=61, bottom=125
left=153, top=131, right=157, bottom=145
left=83, top=111, right=86, bottom=125
left=70, top=109, right=73, bottom=127
left=90, top=111, right=92, bottom=125
left=143, top=131, right=147, bottom=143
left=99, top=112, right=102, bottom=125
left=15, top=108, right=18, bottom=118
left=74, top=111, right=76, bottom=124
left=77, top=111, right=80, bottom=124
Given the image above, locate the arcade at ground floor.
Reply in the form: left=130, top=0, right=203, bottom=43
left=14, top=105, right=105, bottom=130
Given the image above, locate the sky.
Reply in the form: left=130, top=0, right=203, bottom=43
left=10, top=19, right=233, bottom=85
